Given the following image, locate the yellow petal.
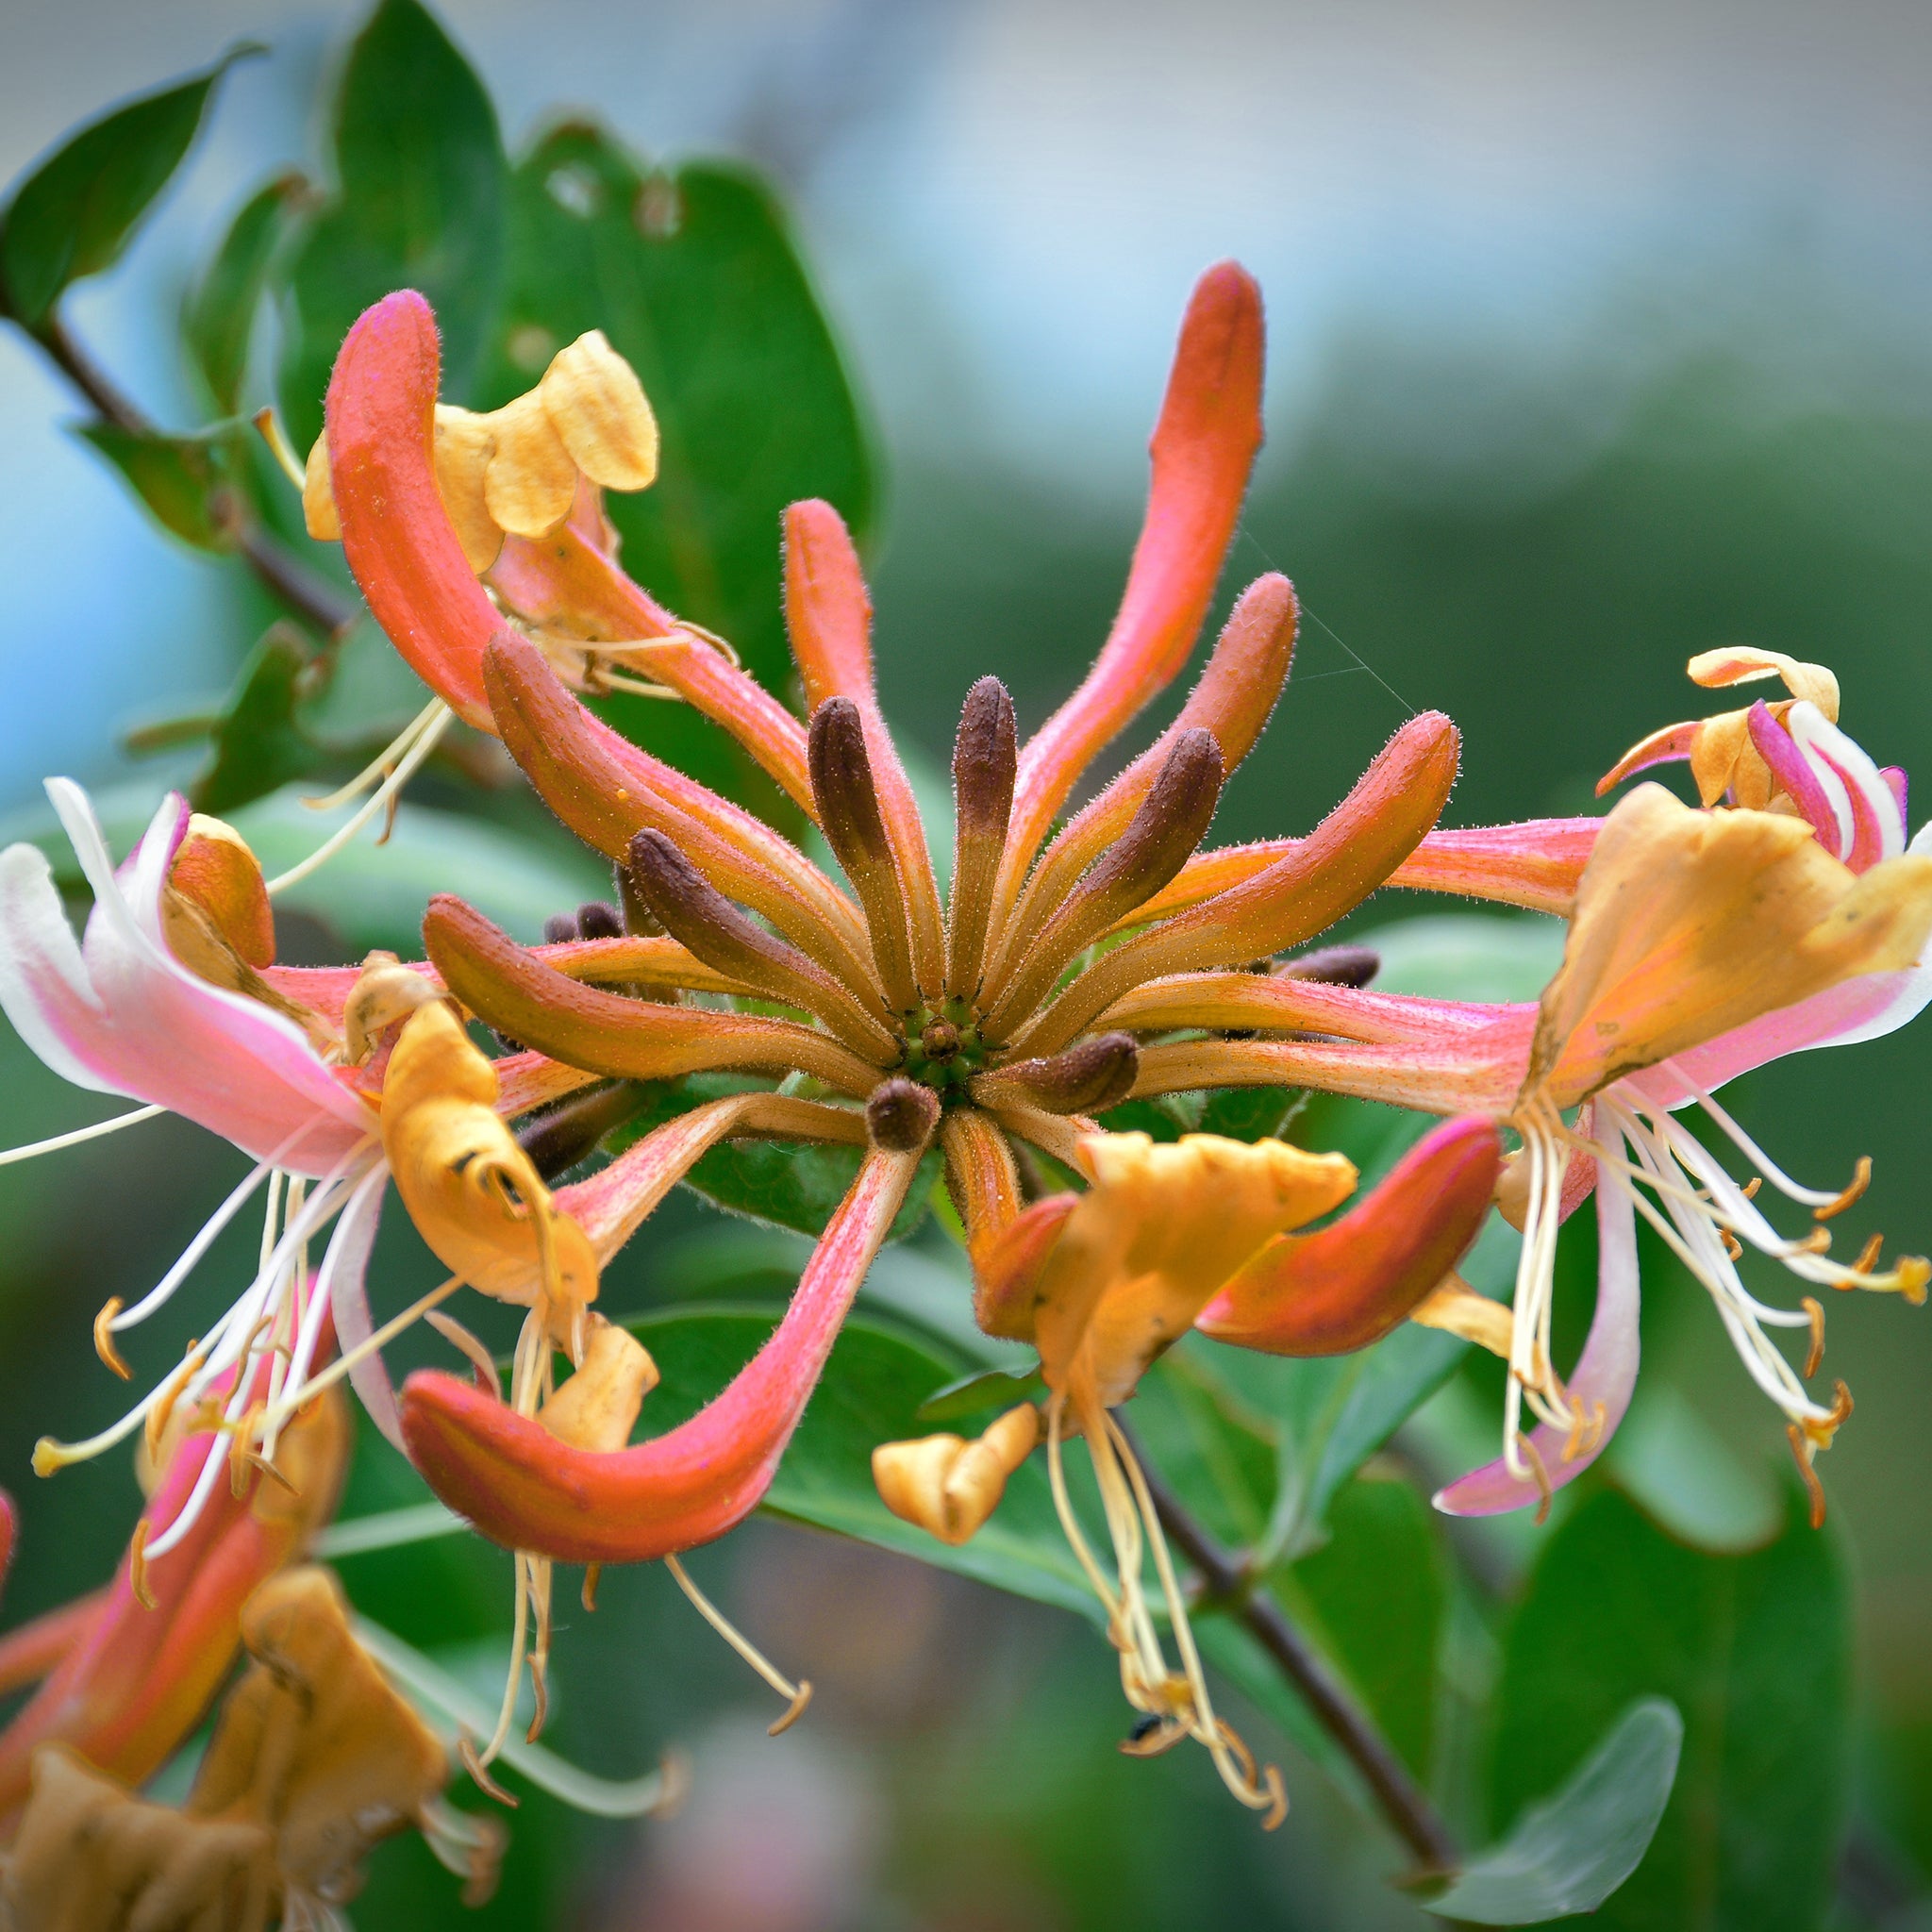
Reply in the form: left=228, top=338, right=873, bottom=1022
left=871, top=1405, right=1039, bottom=1546
left=1687, top=708, right=1755, bottom=808
left=1033, top=1132, right=1357, bottom=1409
left=539, top=1314, right=659, bottom=1453
left=380, top=1001, right=598, bottom=1309
left=431, top=405, right=505, bottom=572
left=481, top=391, right=578, bottom=539
left=303, top=431, right=340, bottom=540
left=191, top=1566, right=461, bottom=1899
left=1527, top=783, right=1932, bottom=1108
left=1688, top=646, right=1840, bottom=721
left=539, top=330, right=658, bottom=491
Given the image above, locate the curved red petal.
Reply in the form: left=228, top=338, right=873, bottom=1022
left=1198, top=1116, right=1501, bottom=1355
left=325, top=291, right=508, bottom=729
left=401, top=1149, right=920, bottom=1563
left=1000, top=261, right=1265, bottom=895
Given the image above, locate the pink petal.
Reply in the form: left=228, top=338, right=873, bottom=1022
left=1435, top=1162, right=1639, bottom=1517
left=0, top=785, right=375, bottom=1173
left=325, top=1172, right=403, bottom=1452
left=1746, top=702, right=1845, bottom=858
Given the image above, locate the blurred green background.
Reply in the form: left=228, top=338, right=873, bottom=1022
left=2, top=3, right=1930, bottom=1926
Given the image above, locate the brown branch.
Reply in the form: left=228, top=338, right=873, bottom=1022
left=31, top=310, right=360, bottom=640
left=1121, top=1421, right=1460, bottom=1877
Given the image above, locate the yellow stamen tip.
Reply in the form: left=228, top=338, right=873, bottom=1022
left=767, top=1681, right=814, bottom=1738
left=30, top=1437, right=68, bottom=1478
left=128, top=1523, right=157, bottom=1611
left=92, top=1298, right=131, bottom=1380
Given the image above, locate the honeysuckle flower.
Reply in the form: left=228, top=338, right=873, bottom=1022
left=0, top=1566, right=503, bottom=1925
left=1112, top=691, right=1932, bottom=1522
left=288, top=265, right=1550, bottom=1809
left=0, top=1379, right=348, bottom=1826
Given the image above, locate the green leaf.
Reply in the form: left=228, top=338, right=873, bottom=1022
left=0, top=44, right=259, bottom=327
left=606, top=1078, right=934, bottom=1243
left=478, top=123, right=873, bottom=766
left=187, top=170, right=309, bottom=410
left=180, top=625, right=332, bottom=813
left=627, top=1304, right=1095, bottom=1616
left=1285, top=1472, right=1447, bottom=1779
left=75, top=423, right=243, bottom=553
left=276, top=0, right=506, bottom=449
left=1426, top=1699, right=1684, bottom=1924
left=1489, top=1487, right=1851, bottom=1930
left=916, top=1365, right=1046, bottom=1424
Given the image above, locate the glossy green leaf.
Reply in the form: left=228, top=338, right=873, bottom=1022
left=476, top=122, right=872, bottom=799
left=75, top=423, right=242, bottom=553
left=626, top=1304, right=1093, bottom=1615
left=187, top=170, right=309, bottom=410
left=276, top=0, right=506, bottom=449
left=1490, top=1487, right=1850, bottom=1931
left=1285, top=1471, right=1447, bottom=1779
left=0, top=44, right=259, bottom=327
left=1426, top=1699, right=1684, bottom=1924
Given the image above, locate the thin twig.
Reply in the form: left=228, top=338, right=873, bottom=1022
left=31, top=310, right=360, bottom=640
left=1119, top=1421, right=1459, bottom=1876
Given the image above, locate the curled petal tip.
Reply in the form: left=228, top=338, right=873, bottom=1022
left=1199, top=1115, right=1501, bottom=1356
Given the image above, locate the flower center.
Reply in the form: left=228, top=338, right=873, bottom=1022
left=901, top=998, right=989, bottom=1096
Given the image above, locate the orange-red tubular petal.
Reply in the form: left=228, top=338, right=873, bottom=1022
left=488, top=506, right=816, bottom=813
left=969, top=1192, right=1078, bottom=1341
left=785, top=501, right=947, bottom=998
left=400, top=1146, right=924, bottom=1563
left=1134, top=1030, right=1531, bottom=1117
left=1197, top=1117, right=1502, bottom=1354
left=325, top=291, right=506, bottom=729
left=996, top=263, right=1266, bottom=914
left=484, top=635, right=879, bottom=994
left=558, top=1091, right=865, bottom=1264
left=424, top=895, right=884, bottom=1097
left=1009, top=712, right=1460, bottom=1058
left=1120, top=816, right=1600, bottom=932
left=940, top=1109, right=1024, bottom=1244
left=0, top=1393, right=347, bottom=1826
left=994, top=573, right=1296, bottom=971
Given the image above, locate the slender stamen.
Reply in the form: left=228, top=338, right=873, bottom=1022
left=252, top=406, right=309, bottom=490
left=267, top=701, right=456, bottom=893
left=808, top=696, right=918, bottom=1014
left=947, top=676, right=1018, bottom=999
left=664, top=1554, right=814, bottom=1735
left=301, top=695, right=449, bottom=812
left=0, top=1104, right=164, bottom=1166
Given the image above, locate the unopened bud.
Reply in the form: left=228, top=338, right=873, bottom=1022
left=865, top=1076, right=941, bottom=1153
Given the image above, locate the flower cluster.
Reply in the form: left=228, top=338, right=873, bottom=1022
left=0, top=262, right=1924, bottom=1897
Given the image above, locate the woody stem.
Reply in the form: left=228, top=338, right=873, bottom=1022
left=1119, top=1422, right=1459, bottom=1876
left=26, top=307, right=360, bottom=640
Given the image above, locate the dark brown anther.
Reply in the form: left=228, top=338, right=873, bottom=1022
left=921, top=1018, right=962, bottom=1064
left=627, top=829, right=898, bottom=1060
left=808, top=697, right=918, bottom=1013
left=981, top=730, right=1224, bottom=1041
left=542, top=912, right=578, bottom=944
left=614, top=858, right=666, bottom=937
left=517, top=1081, right=652, bottom=1182
left=865, top=1076, right=941, bottom=1153
left=948, top=677, right=1018, bottom=995
left=1274, top=944, right=1380, bottom=989
left=976, top=1032, right=1140, bottom=1116
left=575, top=900, right=625, bottom=941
